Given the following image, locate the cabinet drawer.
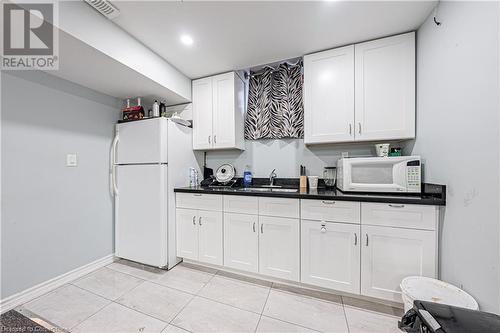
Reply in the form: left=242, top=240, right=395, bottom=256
left=259, top=197, right=299, bottom=218
left=176, top=193, right=223, bottom=211
left=361, top=203, right=437, bottom=230
left=301, top=199, right=360, bottom=224
left=224, top=195, right=258, bottom=215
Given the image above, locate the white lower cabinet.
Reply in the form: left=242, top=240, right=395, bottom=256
left=177, top=194, right=440, bottom=304
left=176, top=208, right=198, bottom=261
left=259, top=216, right=300, bottom=281
left=176, top=208, right=223, bottom=265
left=198, top=210, right=224, bottom=265
left=360, top=225, right=437, bottom=302
left=301, top=220, right=361, bottom=294
left=223, top=213, right=259, bottom=273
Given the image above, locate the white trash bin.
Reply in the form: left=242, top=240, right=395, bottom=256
left=400, top=276, right=479, bottom=313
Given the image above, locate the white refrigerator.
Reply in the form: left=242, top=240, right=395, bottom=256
left=110, top=118, right=201, bottom=268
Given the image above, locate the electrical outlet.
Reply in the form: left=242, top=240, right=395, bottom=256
left=66, top=154, right=77, bottom=167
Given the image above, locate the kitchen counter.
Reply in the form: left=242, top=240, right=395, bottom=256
left=174, top=183, right=446, bottom=206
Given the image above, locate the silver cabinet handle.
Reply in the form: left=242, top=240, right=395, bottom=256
left=261, top=223, right=264, bottom=234
left=365, top=234, right=369, bottom=246
left=199, top=216, right=202, bottom=226
left=214, top=135, right=217, bottom=144
left=322, top=200, right=335, bottom=205
left=358, top=123, right=362, bottom=134
left=253, top=222, right=256, bottom=232
left=354, top=233, right=358, bottom=246
left=389, top=204, right=405, bottom=208
left=192, top=216, right=196, bottom=225
left=321, top=223, right=327, bottom=233
left=193, top=194, right=202, bottom=197
left=208, top=135, right=211, bottom=144
left=349, top=123, right=352, bottom=135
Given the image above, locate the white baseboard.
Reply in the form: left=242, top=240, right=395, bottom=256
left=0, top=254, right=115, bottom=314
left=183, top=259, right=404, bottom=309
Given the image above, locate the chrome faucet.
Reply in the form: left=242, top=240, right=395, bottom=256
left=269, top=169, right=277, bottom=186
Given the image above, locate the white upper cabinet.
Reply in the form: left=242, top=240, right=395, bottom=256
left=192, top=77, right=213, bottom=150
left=355, top=32, right=415, bottom=141
left=303, top=32, right=415, bottom=144
left=304, top=45, right=355, bottom=144
left=192, top=72, right=245, bottom=150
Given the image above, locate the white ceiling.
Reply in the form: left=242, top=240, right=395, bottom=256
left=111, top=1, right=437, bottom=79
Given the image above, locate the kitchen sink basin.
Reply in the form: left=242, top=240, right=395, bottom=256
left=237, top=187, right=271, bottom=192
left=236, top=187, right=298, bottom=193
left=271, top=188, right=298, bottom=193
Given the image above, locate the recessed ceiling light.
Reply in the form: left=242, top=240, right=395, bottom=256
left=180, top=35, right=194, bottom=46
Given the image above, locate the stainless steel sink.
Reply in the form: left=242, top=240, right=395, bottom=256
left=271, top=188, right=298, bottom=193
left=236, top=187, right=298, bottom=193
left=237, top=187, right=271, bottom=192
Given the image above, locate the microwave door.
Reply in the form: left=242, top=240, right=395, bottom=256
left=348, top=159, right=405, bottom=193
left=392, top=161, right=408, bottom=192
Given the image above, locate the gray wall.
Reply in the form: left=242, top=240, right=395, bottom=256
left=206, top=140, right=384, bottom=178
left=410, top=1, right=500, bottom=312
left=1, top=71, right=120, bottom=298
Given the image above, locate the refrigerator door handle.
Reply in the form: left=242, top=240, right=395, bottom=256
left=110, top=134, right=120, bottom=196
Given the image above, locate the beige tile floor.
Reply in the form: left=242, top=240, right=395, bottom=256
left=18, top=260, right=404, bottom=333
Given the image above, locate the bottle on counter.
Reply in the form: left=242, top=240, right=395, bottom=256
left=152, top=100, right=160, bottom=117
left=243, top=165, right=253, bottom=187
left=189, top=168, right=199, bottom=187
left=160, top=100, right=167, bottom=117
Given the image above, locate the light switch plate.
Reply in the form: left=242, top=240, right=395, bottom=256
left=66, top=153, right=77, bottom=167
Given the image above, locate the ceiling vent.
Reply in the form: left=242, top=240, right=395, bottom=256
left=85, top=0, right=120, bottom=20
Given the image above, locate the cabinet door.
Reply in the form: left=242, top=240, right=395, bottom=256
left=212, top=72, right=236, bottom=148
left=192, top=77, right=213, bottom=150
left=361, top=225, right=436, bottom=302
left=304, top=45, right=355, bottom=144
left=198, top=210, right=223, bottom=265
left=259, top=216, right=300, bottom=281
left=176, top=208, right=198, bottom=261
left=223, top=213, right=259, bottom=273
left=301, top=220, right=360, bottom=294
left=354, top=32, right=415, bottom=141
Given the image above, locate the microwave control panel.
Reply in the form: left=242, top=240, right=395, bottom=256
left=406, top=160, right=421, bottom=192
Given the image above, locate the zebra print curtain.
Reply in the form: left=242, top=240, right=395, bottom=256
left=245, top=62, right=304, bottom=140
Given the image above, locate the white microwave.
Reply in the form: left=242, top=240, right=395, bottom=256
left=336, top=156, right=421, bottom=193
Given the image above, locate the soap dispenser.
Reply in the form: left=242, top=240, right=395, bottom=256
left=243, top=165, right=253, bottom=187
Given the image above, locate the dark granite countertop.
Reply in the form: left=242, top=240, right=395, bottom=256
left=174, top=181, right=446, bottom=206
